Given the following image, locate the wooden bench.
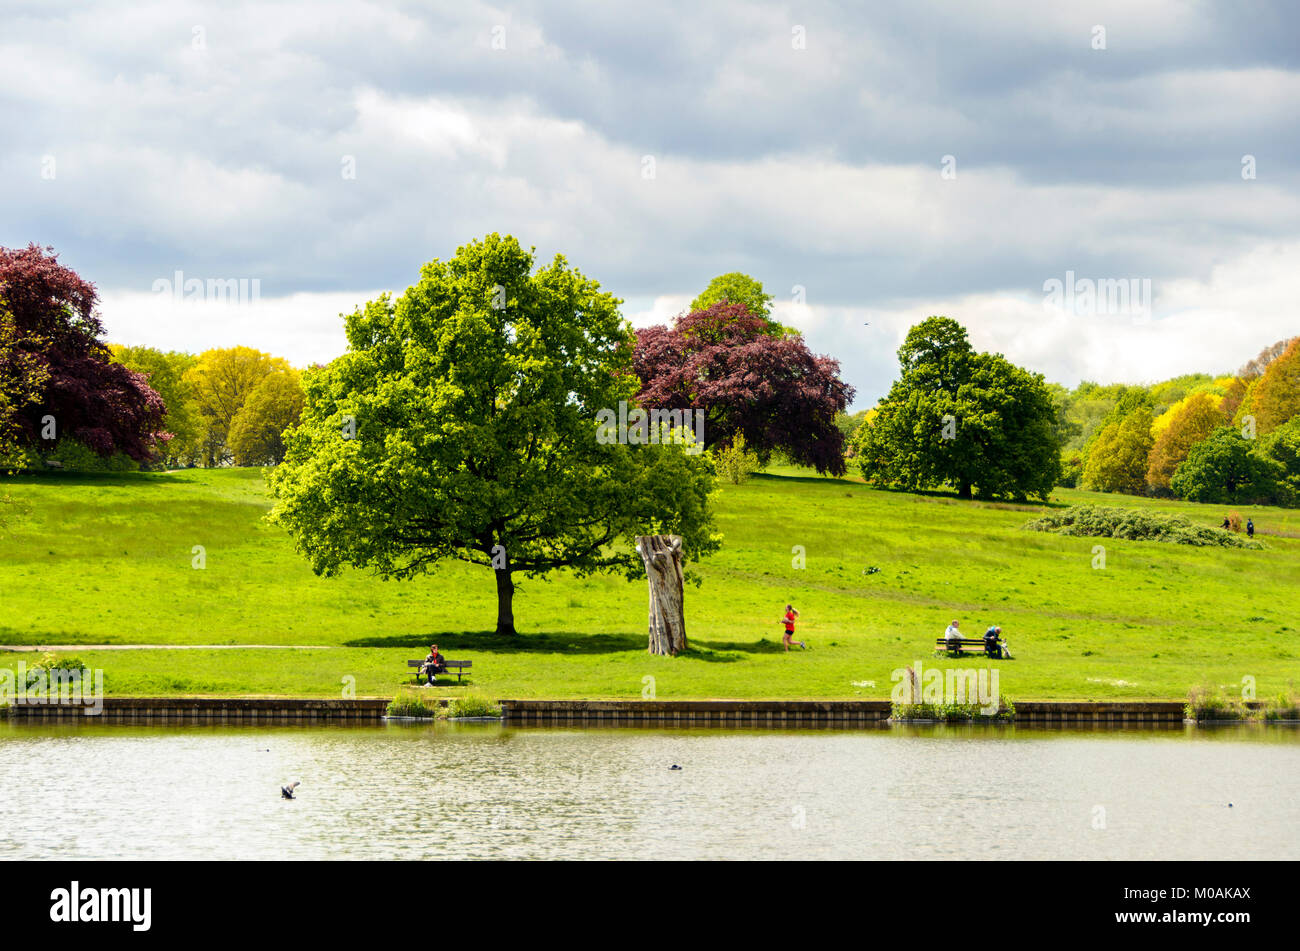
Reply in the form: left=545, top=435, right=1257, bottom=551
left=407, top=659, right=472, bottom=684
left=935, top=637, right=1006, bottom=658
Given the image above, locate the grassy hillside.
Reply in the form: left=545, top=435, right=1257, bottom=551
left=1, top=466, right=1297, bottom=700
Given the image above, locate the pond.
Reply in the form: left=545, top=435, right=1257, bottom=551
left=3, top=720, right=1297, bottom=860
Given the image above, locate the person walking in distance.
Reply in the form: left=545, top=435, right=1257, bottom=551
left=781, top=604, right=807, bottom=651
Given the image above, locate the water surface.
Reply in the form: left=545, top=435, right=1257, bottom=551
left=2, top=720, right=1296, bottom=860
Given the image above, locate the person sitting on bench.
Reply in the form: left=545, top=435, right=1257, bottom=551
left=983, top=625, right=1003, bottom=659
left=421, top=644, right=446, bottom=684
left=943, top=619, right=963, bottom=647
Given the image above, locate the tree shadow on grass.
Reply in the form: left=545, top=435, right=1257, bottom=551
left=345, top=630, right=786, bottom=659
left=345, top=630, right=643, bottom=654
left=3, top=470, right=194, bottom=487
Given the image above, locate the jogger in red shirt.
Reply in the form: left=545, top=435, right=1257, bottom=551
left=781, top=604, right=806, bottom=651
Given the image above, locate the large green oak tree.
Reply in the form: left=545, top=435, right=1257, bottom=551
left=269, top=234, right=719, bottom=635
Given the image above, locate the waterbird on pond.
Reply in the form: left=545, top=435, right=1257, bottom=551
left=281, top=781, right=300, bottom=799
left=669, top=765, right=682, bottom=770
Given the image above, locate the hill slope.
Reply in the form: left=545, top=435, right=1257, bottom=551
left=1, top=467, right=1297, bottom=700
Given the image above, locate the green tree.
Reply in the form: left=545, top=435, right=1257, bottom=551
left=853, top=317, right=1061, bottom=500
left=1082, top=408, right=1154, bottom=495
left=1170, top=426, right=1287, bottom=504
left=1258, top=417, right=1300, bottom=498
left=268, top=234, right=719, bottom=635
left=109, top=345, right=202, bottom=466
left=227, top=367, right=304, bottom=465
left=690, top=272, right=774, bottom=318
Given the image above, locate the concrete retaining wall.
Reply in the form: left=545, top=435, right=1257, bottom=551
left=4, top=697, right=1190, bottom=726
left=501, top=699, right=1189, bottom=726
left=1011, top=701, right=1185, bottom=723
left=501, top=700, right=891, bottom=725
left=4, top=697, right=390, bottom=720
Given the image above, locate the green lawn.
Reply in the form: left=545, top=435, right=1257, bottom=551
left=1, top=466, right=1297, bottom=701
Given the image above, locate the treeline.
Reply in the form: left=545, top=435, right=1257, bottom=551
left=107, top=345, right=303, bottom=469
left=1054, top=338, right=1299, bottom=505
left=0, top=243, right=303, bottom=472
left=839, top=331, right=1300, bottom=506
left=4, top=238, right=1296, bottom=509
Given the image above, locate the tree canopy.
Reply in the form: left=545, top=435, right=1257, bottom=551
left=633, top=300, right=854, bottom=475
left=1242, top=337, right=1300, bottom=434
left=1083, top=408, right=1154, bottom=495
left=110, top=345, right=202, bottom=466
left=0, top=243, right=164, bottom=462
left=690, top=272, right=774, bottom=319
left=185, top=347, right=294, bottom=467
left=1171, top=426, right=1287, bottom=505
left=853, top=317, right=1061, bottom=500
left=269, top=233, right=719, bottom=635
left=227, top=366, right=304, bottom=466
left=1146, top=392, right=1225, bottom=489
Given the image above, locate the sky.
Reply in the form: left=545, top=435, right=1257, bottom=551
left=3, top=0, right=1297, bottom=407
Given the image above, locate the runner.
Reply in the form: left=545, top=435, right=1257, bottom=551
left=781, top=604, right=807, bottom=651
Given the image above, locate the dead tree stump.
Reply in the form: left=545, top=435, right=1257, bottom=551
left=637, top=534, right=686, bottom=656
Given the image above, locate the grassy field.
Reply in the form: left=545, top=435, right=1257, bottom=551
left=1, top=466, right=1297, bottom=702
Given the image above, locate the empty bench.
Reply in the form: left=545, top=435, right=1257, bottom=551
left=407, top=659, right=472, bottom=684
left=935, top=637, right=1006, bottom=659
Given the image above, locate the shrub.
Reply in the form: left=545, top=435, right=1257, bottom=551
left=893, top=696, right=1014, bottom=721
left=1263, top=689, right=1300, bottom=721
left=386, top=690, right=442, bottom=719
left=1186, top=684, right=1252, bottom=721
left=1024, top=504, right=1262, bottom=548
left=23, top=439, right=139, bottom=472
left=386, top=690, right=501, bottom=719
left=23, top=652, right=89, bottom=688
left=713, top=433, right=761, bottom=485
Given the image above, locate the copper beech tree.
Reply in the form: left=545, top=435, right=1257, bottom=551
left=633, top=301, right=853, bottom=475
left=0, top=244, right=165, bottom=462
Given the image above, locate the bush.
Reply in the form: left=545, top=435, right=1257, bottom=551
left=386, top=690, right=442, bottom=718
left=1025, top=504, right=1262, bottom=548
left=1263, top=689, right=1300, bottom=721
left=1186, top=685, right=1251, bottom=721
left=23, top=439, right=139, bottom=472
left=893, top=696, right=1015, bottom=721
left=23, top=652, right=89, bottom=688
left=386, top=689, right=501, bottom=719
left=713, top=433, right=761, bottom=485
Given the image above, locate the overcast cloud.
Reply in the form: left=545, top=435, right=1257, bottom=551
left=2, top=0, right=1297, bottom=405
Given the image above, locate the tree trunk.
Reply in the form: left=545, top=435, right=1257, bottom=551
left=637, top=534, right=686, bottom=656
left=958, top=481, right=973, bottom=499
left=494, top=568, right=516, bottom=636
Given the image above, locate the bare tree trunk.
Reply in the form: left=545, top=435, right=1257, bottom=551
left=494, top=567, right=516, bottom=636
left=637, top=534, right=686, bottom=656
